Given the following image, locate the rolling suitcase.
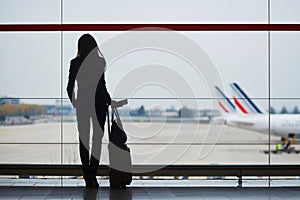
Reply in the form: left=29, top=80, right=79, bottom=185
left=107, top=107, right=132, bottom=188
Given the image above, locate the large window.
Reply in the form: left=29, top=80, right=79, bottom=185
left=0, top=1, right=300, bottom=167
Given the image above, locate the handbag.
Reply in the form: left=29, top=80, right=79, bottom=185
left=108, top=108, right=127, bottom=147
left=107, top=107, right=132, bottom=188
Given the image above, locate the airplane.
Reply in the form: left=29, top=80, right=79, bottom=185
left=214, top=82, right=300, bottom=154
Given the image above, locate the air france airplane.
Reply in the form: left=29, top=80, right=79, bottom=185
left=214, top=82, right=300, bottom=153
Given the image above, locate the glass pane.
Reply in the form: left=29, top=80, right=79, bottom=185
left=0, top=144, right=61, bottom=164
left=63, top=31, right=268, bottom=99
left=0, top=99, right=61, bottom=143
left=62, top=31, right=119, bottom=99
left=63, top=143, right=268, bottom=165
left=63, top=144, right=80, bottom=164
left=63, top=0, right=267, bottom=24
left=0, top=32, right=61, bottom=98
left=270, top=33, right=300, bottom=165
left=186, top=31, right=268, bottom=99
left=0, top=0, right=61, bottom=24
left=271, top=0, right=300, bottom=24
left=270, top=99, right=300, bottom=165
left=63, top=98, right=270, bottom=165
left=105, top=144, right=268, bottom=165
left=271, top=32, right=300, bottom=98
left=270, top=99, right=300, bottom=115
left=271, top=145, right=300, bottom=165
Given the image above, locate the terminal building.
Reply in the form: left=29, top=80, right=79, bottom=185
left=0, top=96, right=20, bottom=105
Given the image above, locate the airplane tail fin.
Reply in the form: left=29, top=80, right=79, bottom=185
left=230, top=82, right=264, bottom=114
left=215, top=86, right=236, bottom=114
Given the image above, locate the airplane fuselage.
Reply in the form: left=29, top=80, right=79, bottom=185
left=223, top=114, right=300, bottom=137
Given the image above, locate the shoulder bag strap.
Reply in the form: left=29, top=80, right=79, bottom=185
left=107, top=107, right=111, bottom=135
left=112, top=107, right=123, bottom=130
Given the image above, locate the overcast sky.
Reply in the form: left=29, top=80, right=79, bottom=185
left=0, top=0, right=300, bottom=111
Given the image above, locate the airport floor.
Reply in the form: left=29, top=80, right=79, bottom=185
left=0, top=178, right=299, bottom=199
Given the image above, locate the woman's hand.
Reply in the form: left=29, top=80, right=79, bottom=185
left=111, top=100, right=118, bottom=108
left=111, top=99, right=128, bottom=108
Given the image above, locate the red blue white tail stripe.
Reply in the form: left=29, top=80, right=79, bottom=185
left=215, top=86, right=236, bottom=113
left=230, top=82, right=263, bottom=114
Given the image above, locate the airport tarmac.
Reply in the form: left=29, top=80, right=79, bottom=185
left=0, top=122, right=299, bottom=165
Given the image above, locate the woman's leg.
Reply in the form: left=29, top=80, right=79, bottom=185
left=90, top=106, right=106, bottom=178
left=76, top=109, right=91, bottom=180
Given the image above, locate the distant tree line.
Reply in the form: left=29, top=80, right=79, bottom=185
left=269, top=106, right=300, bottom=114
left=0, top=104, right=45, bottom=120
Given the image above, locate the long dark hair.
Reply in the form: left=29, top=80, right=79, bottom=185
left=77, top=34, right=103, bottom=59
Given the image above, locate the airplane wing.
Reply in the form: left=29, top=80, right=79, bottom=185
left=228, top=120, right=255, bottom=127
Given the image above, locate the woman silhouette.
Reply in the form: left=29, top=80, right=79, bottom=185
left=67, top=34, right=116, bottom=187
